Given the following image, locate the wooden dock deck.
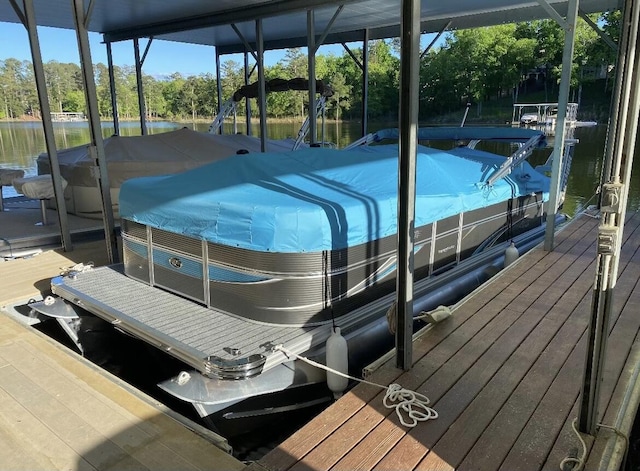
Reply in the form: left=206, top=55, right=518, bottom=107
left=258, top=210, right=640, bottom=471
left=0, top=241, right=245, bottom=471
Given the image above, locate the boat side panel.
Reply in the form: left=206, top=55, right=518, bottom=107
left=122, top=195, right=547, bottom=325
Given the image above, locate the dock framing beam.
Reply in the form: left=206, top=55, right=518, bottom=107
left=543, top=0, right=578, bottom=251
left=71, top=0, right=119, bottom=264
left=18, top=0, right=73, bottom=252
left=395, top=0, right=420, bottom=371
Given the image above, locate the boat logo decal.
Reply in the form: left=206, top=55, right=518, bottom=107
left=169, top=257, right=183, bottom=269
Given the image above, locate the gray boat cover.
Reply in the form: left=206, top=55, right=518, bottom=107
left=37, top=128, right=296, bottom=187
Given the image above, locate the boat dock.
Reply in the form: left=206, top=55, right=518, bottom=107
left=3, top=208, right=640, bottom=471
left=0, top=241, right=245, bottom=471
left=0, top=196, right=111, bottom=259
left=257, top=210, right=640, bottom=471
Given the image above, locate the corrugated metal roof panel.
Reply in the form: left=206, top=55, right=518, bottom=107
left=0, top=0, right=622, bottom=51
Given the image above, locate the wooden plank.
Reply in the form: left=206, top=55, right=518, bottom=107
left=545, top=230, right=640, bottom=469
left=0, top=311, right=244, bottom=471
left=0, top=367, right=98, bottom=471
left=259, top=215, right=597, bottom=471
left=260, top=214, right=607, bottom=471
left=423, top=238, right=600, bottom=470
left=497, top=215, right=640, bottom=471
left=333, top=216, right=600, bottom=470
left=0, top=356, right=152, bottom=470
left=0, top=339, right=204, bottom=471
left=0, top=240, right=112, bottom=305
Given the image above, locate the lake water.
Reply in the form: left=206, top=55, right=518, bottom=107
left=1, top=119, right=639, bottom=217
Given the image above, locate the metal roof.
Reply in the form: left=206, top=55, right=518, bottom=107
left=1, top=0, right=622, bottom=53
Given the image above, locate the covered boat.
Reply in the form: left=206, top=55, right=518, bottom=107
left=38, top=126, right=566, bottom=439
left=36, top=128, right=296, bottom=219
left=119, top=129, right=550, bottom=325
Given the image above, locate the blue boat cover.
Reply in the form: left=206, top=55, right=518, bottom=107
left=119, top=146, right=550, bottom=253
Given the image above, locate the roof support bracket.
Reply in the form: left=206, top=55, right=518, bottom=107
left=139, top=37, right=154, bottom=66
left=536, top=0, right=569, bottom=30
left=84, top=0, right=96, bottom=30
left=579, top=9, right=618, bottom=52
left=8, top=0, right=26, bottom=27
left=313, top=5, right=344, bottom=54
left=231, top=24, right=258, bottom=61
left=421, top=20, right=451, bottom=58
left=341, top=42, right=362, bottom=70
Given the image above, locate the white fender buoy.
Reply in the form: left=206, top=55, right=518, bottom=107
left=504, top=241, right=519, bottom=268
left=326, top=326, right=349, bottom=398
left=421, top=305, right=452, bottom=323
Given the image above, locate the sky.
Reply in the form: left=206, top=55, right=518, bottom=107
left=0, top=20, right=357, bottom=78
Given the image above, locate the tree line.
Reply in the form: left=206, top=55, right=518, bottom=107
left=0, top=11, right=619, bottom=123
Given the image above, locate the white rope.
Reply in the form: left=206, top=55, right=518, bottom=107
left=559, top=418, right=587, bottom=471
left=274, top=344, right=438, bottom=427
left=60, top=261, right=94, bottom=276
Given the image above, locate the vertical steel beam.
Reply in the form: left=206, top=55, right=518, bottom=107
left=362, top=28, right=369, bottom=137
left=244, top=51, right=252, bottom=136
left=256, top=19, right=268, bottom=152
left=134, top=38, right=147, bottom=135
left=307, top=10, right=317, bottom=145
left=395, top=0, right=420, bottom=371
left=22, top=0, right=72, bottom=251
left=106, top=41, right=120, bottom=135
left=71, top=0, right=118, bottom=263
left=579, top=0, right=640, bottom=435
left=215, top=48, right=223, bottom=134
left=543, top=0, right=578, bottom=251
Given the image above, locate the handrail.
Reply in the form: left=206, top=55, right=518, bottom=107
left=344, top=127, right=547, bottom=150
left=208, top=77, right=334, bottom=139
left=293, top=95, right=328, bottom=150
left=484, top=134, right=545, bottom=187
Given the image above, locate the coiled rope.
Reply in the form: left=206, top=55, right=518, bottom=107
left=558, top=418, right=629, bottom=471
left=274, top=344, right=438, bottom=427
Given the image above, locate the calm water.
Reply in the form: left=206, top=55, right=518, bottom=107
left=1, top=119, right=639, bottom=216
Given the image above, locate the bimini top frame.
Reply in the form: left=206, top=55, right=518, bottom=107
left=208, top=77, right=334, bottom=150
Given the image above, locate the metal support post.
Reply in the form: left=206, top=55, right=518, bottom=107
left=307, top=10, right=317, bottom=145
left=256, top=19, right=268, bottom=152
left=71, top=0, right=118, bottom=263
left=215, top=49, right=223, bottom=134
left=579, top=0, right=640, bottom=435
left=543, top=0, right=578, bottom=251
left=244, top=52, right=252, bottom=136
left=362, top=29, right=369, bottom=137
left=22, top=0, right=72, bottom=252
left=395, top=0, right=420, bottom=371
left=106, top=41, right=120, bottom=135
left=134, top=38, right=148, bottom=135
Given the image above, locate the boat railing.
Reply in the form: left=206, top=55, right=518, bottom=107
left=208, top=77, right=334, bottom=150
left=343, top=126, right=547, bottom=150
left=344, top=126, right=552, bottom=189
left=483, top=133, right=545, bottom=187
left=292, top=95, right=328, bottom=150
